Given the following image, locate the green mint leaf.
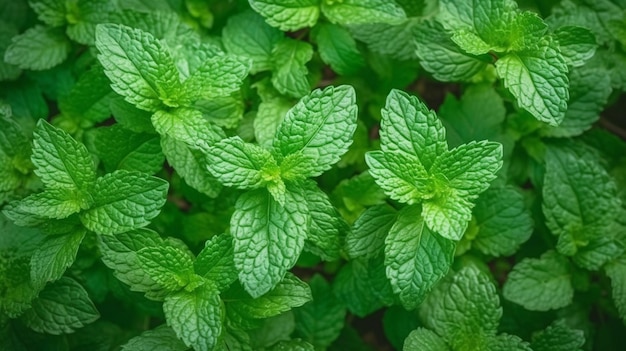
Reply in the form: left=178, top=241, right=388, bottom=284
left=606, top=255, right=626, bottom=323
left=121, top=325, right=189, bottom=351
left=29, top=0, right=67, bottom=27
left=554, top=26, right=597, bottom=67
left=181, top=54, right=249, bottom=101
left=163, top=285, right=224, bottom=351
left=227, top=273, right=311, bottom=319
left=548, top=0, right=622, bottom=45
left=438, top=0, right=547, bottom=54
left=231, top=187, right=309, bottom=297
left=530, top=319, right=585, bottom=351
left=0, top=219, right=45, bottom=317
left=472, top=187, right=533, bottom=257
left=311, top=23, right=364, bottom=75
left=572, top=235, right=623, bottom=271
left=31, top=229, right=85, bottom=287
left=351, top=19, right=420, bottom=61
left=414, top=20, right=490, bottom=82
left=503, top=250, right=574, bottom=311
left=0, top=23, right=21, bottom=81
left=346, top=204, right=397, bottom=259
left=58, top=66, right=114, bottom=126
left=4, top=25, right=71, bottom=70
left=80, top=170, right=168, bottom=235
left=403, top=328, right=449, bottom=351
left=425, top=141, right=502, bottom=240
left=293, top=275, right=346, bottom=349
left=540, top=66, right=612, bottom=138
left=98, top=229, right=170, bottom=299
left=152, top=108, right=225, bottom=149
left=205, top=136, right=277, bottom=190
left=92, top=125, right=164, bottom=174
left=333, top=257, right=393, bottom=317
left=334, top=171, right=387, bottom=218
left=321, top=0, right=405, bottom=26
left=486, top=334, right=533, bottom=351
left=161, top=136, right=222, bottom=198
left=195, top=92, right=245, bottom=129
left=385, top=205, right=456, bottom=310
left=249, top=0, right=320, bottom=32
left=253, top=79, right=293, bottom=147
left=300, top=180, right=345, bottom=261
left=423, top=266, right=501, bottom=349
left=0, top=116, right=30, bottom=168
left=20, top=277, right=99, bottom=335
left=543, top=144, right=620, bottom=257
left=194, top=234, right=237, bottom=291
left=495, top=40, right=569, bottom=126
left=270, top=38, right=313, bottom=98
left=438, top=84, right=506, bottom=147
left=273, top=85, right=357, bottom=177
left=8, top=188, right=86, bottom=220
left=95, top=23, right=183, bottom=111
left=110, top=96, right=155, bottom=133
left=268, top=340, right=315, bottom=351
left=430, top=140, right=502, bottom=198
left=222, top=10, right=283, bottom=73
left=32, top=120, right=96, bottom=191
left=136, top=245, right=196, bottom=292
left=378, top=89, right=446, bottom=170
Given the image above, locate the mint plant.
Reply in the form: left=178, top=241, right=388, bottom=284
left=2, top=0, right=626, bottom=350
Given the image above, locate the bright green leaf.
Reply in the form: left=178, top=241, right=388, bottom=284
left=379, top=89, right=447, bottom=170
left=273, top=85, right=357, bottom=177
left=80, top=170, right=168, bottom=235
left=163, top=285, right=224, bottom=351
left=31, top=120, right=96, bottom=190
left=384, top=205, right=456, bottom=310
left=321, top=0, right=405, bottom=25
left=194, top=234, right=238, bottom=291
left=136, top=245, right=196, bottom=292
left=495, top=40, right=569, bottom=126
left=205, top=136, right=276, bottom=190
left=249, top=0, right=320, bottom=32
left=231, top=187, right=309, bottom=297
left=95, top=23, right=183, bottom=111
